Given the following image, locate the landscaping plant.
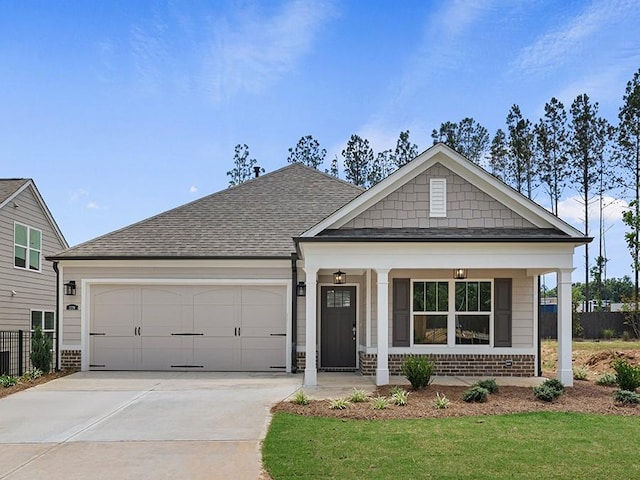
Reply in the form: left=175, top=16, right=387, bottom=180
left=391, top=389, right=409, bottom=406
left=533, top=378, right=565, bottom=402
left=400, top=355, right=435, bottom=390
left=348, top=388, right=368, bottom=403
left=30, top=326, right=52, bottom=373
left=573, top=367, right=589, bottom=380
left=291, top=390, right=310, bottom=405
left=462, top=386, right=489, bottom=403
left=0, top=375, right=18, bottom=387
left=473, top=378, right=499, bottom=394
left=329, top=398, right=350, bottom=410
left=613, top=389, right=640, bottom=405
left=612, top=358, right=640, bottom=392
left=433, top=392, right=450, bottom=409
left=595, top=372, right=618, bottom=386
left=371, top=396, right=390, bottom=410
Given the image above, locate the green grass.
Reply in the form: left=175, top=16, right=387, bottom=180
left=263, top=412, right=640, bottom=479
left=542, top=339, right=640, bottom=352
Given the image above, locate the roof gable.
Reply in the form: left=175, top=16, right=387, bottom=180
left=50, top=163, right=363, bottom=259
left=301, top=143, right=585, bottom=238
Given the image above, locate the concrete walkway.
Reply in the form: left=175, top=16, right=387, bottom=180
left=0, top=372, right=301, bottom=480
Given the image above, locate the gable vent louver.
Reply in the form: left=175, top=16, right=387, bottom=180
left=429, top=178, right=446, bottom=217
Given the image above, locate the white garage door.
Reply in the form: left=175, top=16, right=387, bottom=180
left=89, top=284, right=287, bottom=371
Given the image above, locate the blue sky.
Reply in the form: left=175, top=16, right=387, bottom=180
left=2, top=0, right=640, bottom=282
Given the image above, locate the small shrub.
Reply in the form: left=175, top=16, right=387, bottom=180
left=462, top=386, right=489, bottom=403
left=0, top=375, right=18, bottom=387
left=21, top=368, right=43, bottom=381
left=573, top=366, right=589, bottom=381
left=329, top=398, right=350, bottom=410
left=390, top=385, right=405, bottom=396
left=30, top=326, right=52, bottom=373
left=622, top=330, right=632, bottom=341
left=433, top=392, right=450, bottom=409
left=602, top=328, right=615, bottom=340
left=473, top=378, right=499, bottom=394
left=391, top=389, right=409, bottom=406
left=542, top=378, right=565, bottom=394
left=596, top=372, right=618, bottom=386
left=533, top=384, right=560, bottom=402
left=400, top=355, right=435, bottom=390
left=612, top=358, right=640, bottom=392
left=348, top=388, right=368, bottom=403
left=291, top=390, right=310, bottom=405
left=371, top=396, right=390, bottom=410
left=614, top=389, right=640, bottom=405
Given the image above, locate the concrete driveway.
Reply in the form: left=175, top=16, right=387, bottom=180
left=0, top=371, right=301, bottom=480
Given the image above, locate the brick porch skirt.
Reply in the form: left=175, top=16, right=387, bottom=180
left=61, top=350, right=82, bottom=370
left=296, top=352, right=535, bottom=377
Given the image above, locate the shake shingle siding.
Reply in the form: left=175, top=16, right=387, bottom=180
left=51, top=164, right=363, bottom=259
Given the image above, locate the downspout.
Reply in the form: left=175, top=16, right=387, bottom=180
left=53, top=261, right=60, bottom=372
left=537, top=275, right=542, bottom=377
left=291, top=253, right=298, bottom=373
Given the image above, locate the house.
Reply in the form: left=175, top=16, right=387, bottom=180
left=48, top=144, right=589, bottom=386
left=0, top=179, right=68, bottom=341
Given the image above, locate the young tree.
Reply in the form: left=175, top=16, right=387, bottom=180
left=328, top=156, right=340, bottom=178
left=488, top=129, right=508, bottom=180
left=369, top=149, right=394, bottom=186
left=431, top=121, right=458, bottom=147
left=431, top=118, right=489, bottom=164
left=505, top=105, right=536, bottom=198
left=342, top=134, right=374, bottom=187
left=287, top=135, right=326, bottom=169
left=226, top=144, right=261, bottom=186
left=535, top=98, right=569, bottom=215
left=391, top=130, right=419, bottom=168
left=618, top=67, right=640, bottom=302
left=568, top=93, right=605, bottom=312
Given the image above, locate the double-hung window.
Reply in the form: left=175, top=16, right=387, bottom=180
left=413, top=281, right=448, bottom=344
left=455, top=281, right=492, bottom=345
left=31, top=310, right=55, bottom=342
left=14, top=223, right=42, bottom=271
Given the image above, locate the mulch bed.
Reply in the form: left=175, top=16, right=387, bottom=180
left=0, top=370, right=76, bottom=400
left=272, top=382, right=639, bottom=419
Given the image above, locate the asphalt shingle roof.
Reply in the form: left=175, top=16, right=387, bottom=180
left=0, top=179, right=29, bottom=205
left=50, top=164, right=364, bottom=259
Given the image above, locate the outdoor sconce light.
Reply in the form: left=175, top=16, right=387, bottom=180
left=333, top=270, right=346, bottom=285
left=296, top=282, right=306, bottom=297
left=453, top=269, right=467, bottom=280
left=64, top=281, right=77, bottom=296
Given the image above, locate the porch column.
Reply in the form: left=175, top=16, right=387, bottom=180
left=376, top=269, right=390, bottom=385
left=304, top=267, right=318, bottom=386
left=557, top=268, right=574, bottom=386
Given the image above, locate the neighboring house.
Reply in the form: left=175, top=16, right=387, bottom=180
left=0, top=179, right=68, bottom=339
left=49, top=144, right=589, bottom=386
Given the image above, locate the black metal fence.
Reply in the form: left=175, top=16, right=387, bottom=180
left=540, top=312, right=636, bottom=339
left=0, top=330, right=57, bottom=377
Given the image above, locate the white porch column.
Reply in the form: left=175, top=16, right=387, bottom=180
left=304, top=268, right=318, bottom=386
left=376, top=269, right=390, bottom=386
left=557, top=269, right=574, bottom=386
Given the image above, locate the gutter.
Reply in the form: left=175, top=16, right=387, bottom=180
left=295, top=236, right=593, bottom=244
left=52, top=261, right=60, bottom=372
left=290, top=253, right=298, bottom=373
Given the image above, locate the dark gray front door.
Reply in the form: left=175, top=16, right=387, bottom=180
left=321, top=286, right=356, bottom=369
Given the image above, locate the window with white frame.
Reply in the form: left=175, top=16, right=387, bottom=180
left=14, top=223, right=41, bottom=271
left=31, top=310, right=55, bottom=342
left=411, top=280, right=493, bottom=346
left=455, top=281, right=492, bottom=345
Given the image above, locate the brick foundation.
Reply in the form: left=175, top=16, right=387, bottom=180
left=358, top=352, right=535, bottom=377
left=61, top=350, right=82, bottom=370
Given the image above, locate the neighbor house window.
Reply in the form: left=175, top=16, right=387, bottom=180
left=31, top=310, right=55, bottom=342
left=14, top=223, right=41, bottom=271
left=455, top=281, right=492, bottom=345
left=413, top=281, right=448, bottom=344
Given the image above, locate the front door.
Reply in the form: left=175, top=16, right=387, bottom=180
left=321, top=286, right=356, bottom=369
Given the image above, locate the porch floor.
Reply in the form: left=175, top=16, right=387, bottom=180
left=299, top=373, right=546, bottom=400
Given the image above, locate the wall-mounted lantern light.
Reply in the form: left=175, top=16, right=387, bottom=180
left=453, top=269, right=467, bottom=280
left=296, top=282, right=306, bottom=297
left=333, top=270, right=346, bottom=285
left=64, top=281, right=77, bottom=296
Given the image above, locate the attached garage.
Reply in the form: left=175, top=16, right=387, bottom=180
left=89, top=283, right=287, bottom=372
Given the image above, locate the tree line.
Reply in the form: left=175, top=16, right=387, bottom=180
left=226, top=67, right=640, bottom=312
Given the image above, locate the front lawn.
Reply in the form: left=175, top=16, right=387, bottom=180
left=263, top=412, right=640, bottom=479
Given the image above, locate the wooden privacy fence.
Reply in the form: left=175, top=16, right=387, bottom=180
left=540, top=312, right=636, bottom=339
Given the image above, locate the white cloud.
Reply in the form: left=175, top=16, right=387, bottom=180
left=557, top=195, right=629, bottom=225
left=69, top=188, right=88, bottom=201
left=86, top=201, right=100, bottom=210
left=189, top=185, right=198, bottom=193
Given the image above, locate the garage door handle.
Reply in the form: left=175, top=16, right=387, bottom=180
left=171, top=333, right=204, bottom=336
left=90, top=332, right=106, bottom=336
left=270, top=333, right=286, bottom=336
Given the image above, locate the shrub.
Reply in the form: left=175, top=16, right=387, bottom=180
left=462, top=386, right=489, bottom=403
left=614, top=389, right=640, bottom=405
left=573, top=367, right=589, bottom=381
left=602, top=328, right=615, bottom=340
left=433, top=392, right=450, bottom=409
left=612, top=358, right=640, bottom=392
left=0, top=375, right=18, bottom=387
left=596, top=372, right=618, bottom=386
left=473, top=378, right=499, bottom=394
left=20, top=369, right=43, bottom=382
left=622, top=330, right=632, bottom=341
left=348, top=388, right=368, bottom=403
left=400, top=355, right=435, bottom=390
left=542, top=378, right=565, bottom=394
left=391, top=389, right=409, bottom=406
left=291, top=390, right=310, bottom=405
left=371, top=396, right=390, bottom=410
left=329, top=398, right=350, bottom=410
left=30, top=326, right=52, bottom=373
left=533, top=378, right=565, bottom=402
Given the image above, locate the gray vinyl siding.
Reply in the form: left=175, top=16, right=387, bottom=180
left=60, top=263, right=291, bottom=345
left=0, top=186, right=65, bottom=330
left=341, top=163, right=535, bottom=229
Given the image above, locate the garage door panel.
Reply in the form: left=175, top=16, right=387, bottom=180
left=194, top=305, right=236, bottom=336
left=90, top=336, right=137, bottom=370
left=240, top=337, right=285, bottom=370
left=241, top=305, right=285, bottom=330
left=139, top=336, right=191, bottom=370
left=194, top=337, right=236, bottom=370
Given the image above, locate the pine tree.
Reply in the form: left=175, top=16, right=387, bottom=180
left=287, top=135, right=326, bottom=169
left=369, top=149, right=394, bottom=186
left=506, top=105, right=536, bottom=198
left=226, top=144, right=261, bottom=186
left=488, top=129, right=508, bottom=181
left=342, top=134, right=374, bottom=187
left=391, top=130, right=419, bottom=168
